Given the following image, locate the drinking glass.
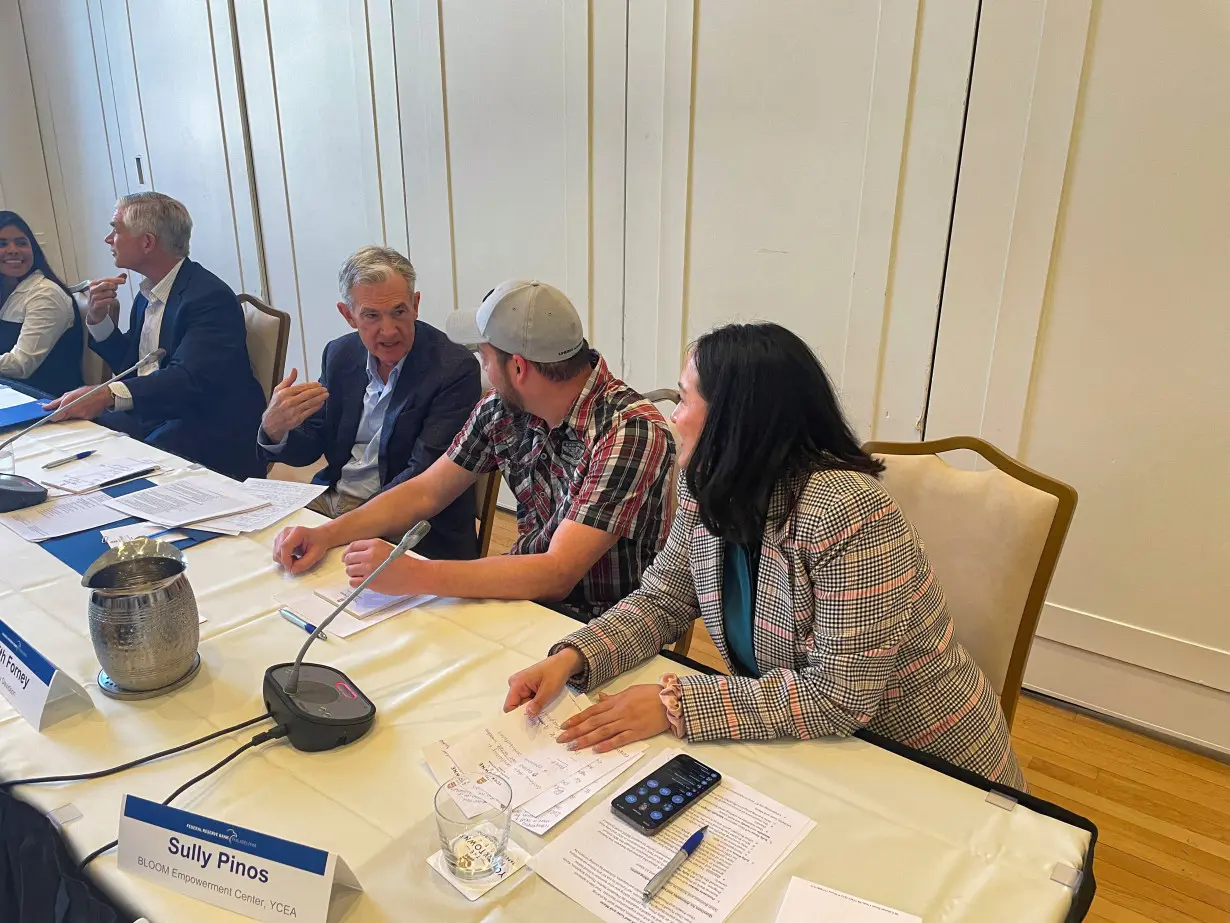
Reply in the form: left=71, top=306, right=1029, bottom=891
left=0, top=447, right=14, bottom=475
left=433, top=775, right=513, bottom=881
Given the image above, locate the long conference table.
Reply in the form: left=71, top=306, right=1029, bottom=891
left=0, top=417, right=1095, bottom=922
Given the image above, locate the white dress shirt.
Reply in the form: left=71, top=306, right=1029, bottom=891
left=87, top=259, right=184, bottom=412
left=259, top=351, right=406, bottom=500
left=0, top=271, right=75, bottom=379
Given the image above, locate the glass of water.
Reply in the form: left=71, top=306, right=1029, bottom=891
left=0, top=447, right=14, bottom=475
left=433, top=775, right=513, bottom=881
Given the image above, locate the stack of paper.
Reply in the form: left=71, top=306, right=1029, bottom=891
left=189, top=478, right=327, bottom=534
left=530, top=748, right=816, bottom=923
left=0, top=492, right=128, bottom=542
left=103, top=475, right=269, bottom=529
left=424, top=693, right=647, bottom=835
left=39, top=457, right=159, bottom=494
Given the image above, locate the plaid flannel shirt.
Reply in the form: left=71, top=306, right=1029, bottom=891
left=447, top=352, right=674, bottom=615
left=554, top=468, right=1026, bottom=788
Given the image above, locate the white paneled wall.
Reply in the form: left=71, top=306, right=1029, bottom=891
left=393, top=0, right=628, bottom=365
left=235, top=0, right=404, bottom=378
left=928, top=0, right=1230, bottom=752
left=19, top=0, right=124, bottom=288
left=622, top=0, right=978, bottom=439
left=11, top=0, right=975, bottom=435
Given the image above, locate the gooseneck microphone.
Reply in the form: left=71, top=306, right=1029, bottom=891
left=0, top=348, right=167, bottom=512
left=263, top=522, right=431, bottom=751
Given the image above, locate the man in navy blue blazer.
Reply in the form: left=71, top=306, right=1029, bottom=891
left=44, top=192, right=266, bottom=480
left=256, top=246, right=481, bottom=561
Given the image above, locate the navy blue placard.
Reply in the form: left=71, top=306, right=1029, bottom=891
left=123, top=796, right=329, bottom=875
left=0, top=616, right=57, bottom=685
left=38, top=478, right=222, bottom=575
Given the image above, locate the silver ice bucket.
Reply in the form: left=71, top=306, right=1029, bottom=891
left=82, top=538, right=200, bottom=694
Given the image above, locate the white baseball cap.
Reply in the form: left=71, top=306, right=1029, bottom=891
left=445, top=280, right=584, bottom=363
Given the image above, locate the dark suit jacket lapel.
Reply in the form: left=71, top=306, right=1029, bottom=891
left=334, top=346, right=368, bottom=476
left=156, top=260, right=195, bottom=357
left=377, top=327, right=426, bottom=482
left=126, top=294, right=150, bottom=368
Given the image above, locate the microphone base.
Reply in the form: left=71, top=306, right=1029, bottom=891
left=0, top=474, right=49, bottom=512
left=263, top=663, right=376, bottom=752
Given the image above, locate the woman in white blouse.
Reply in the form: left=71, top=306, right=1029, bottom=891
left=0, top=211, right=83, bottom=395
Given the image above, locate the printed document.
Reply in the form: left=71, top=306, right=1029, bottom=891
left=40, top=457, right=159, bottom=494
left=773, top=876, right=921, bottom=922
left=531, top=748, right=815, bottom=923
left=424, top=692, right=646, bottom=816
left=514, top=751, right=644, bottom=835
left=0, top=492, right=127, bottom=541
left=190, top=478, right=327, bottom=534
left=103, top=475, right=269, bottom=528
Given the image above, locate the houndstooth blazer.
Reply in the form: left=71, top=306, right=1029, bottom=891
left=556, top=468, right=1026, bottom=788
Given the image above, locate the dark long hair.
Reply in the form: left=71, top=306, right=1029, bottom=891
left=0, top=211, right=71, bottom=302
left=685, top=322, right=884, bottom=544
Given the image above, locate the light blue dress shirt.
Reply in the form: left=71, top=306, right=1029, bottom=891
left=261, top=351, right=406, bottom=500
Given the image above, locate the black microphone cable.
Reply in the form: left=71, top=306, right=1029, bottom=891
left=0, top=712, right=272, bottom=790
left=78, top=723, right=289, bottom=871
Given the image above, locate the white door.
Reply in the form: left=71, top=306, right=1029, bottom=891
left=622, top=0, right=979, bottom=441
left=96, top=0, right=260, bottom=299
left=233, top=0, right=406, bottom=379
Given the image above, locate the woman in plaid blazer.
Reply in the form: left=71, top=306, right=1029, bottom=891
left=505, top=323, right=1025, bottom=788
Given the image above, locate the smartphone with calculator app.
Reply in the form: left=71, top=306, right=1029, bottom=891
left=610, top=754, right=721, bottom=835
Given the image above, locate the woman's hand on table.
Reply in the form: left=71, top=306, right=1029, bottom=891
left=505, top=648, right=584, bottom=717
left=555, top=684, right=670, bottom=753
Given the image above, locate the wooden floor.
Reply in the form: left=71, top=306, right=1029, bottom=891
left=487, top=509, right=1230, bottom=923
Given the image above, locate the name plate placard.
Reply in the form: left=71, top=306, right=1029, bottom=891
left=117, top=795, right=362, bottom=923
left=0, top=617, right=91, bottom=730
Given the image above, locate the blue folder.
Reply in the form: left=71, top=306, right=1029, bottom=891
left=0, top=397, right=49, bottom=430
left=0, top=378, right=51, bottom=431
left=39, top=478, right=223, bottom=576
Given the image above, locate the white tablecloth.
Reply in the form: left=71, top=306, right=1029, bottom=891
left=0, top=421, right=1090, bottom=922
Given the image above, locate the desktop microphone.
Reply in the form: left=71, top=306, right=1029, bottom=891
left=0, top=348, right=167, bottom=512
left=262, top=522, right=431, bottom=752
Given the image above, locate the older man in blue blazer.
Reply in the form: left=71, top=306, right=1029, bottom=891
left=255, top=246, right=481, bottom=562
left=45, top=192, right=266, bottom=480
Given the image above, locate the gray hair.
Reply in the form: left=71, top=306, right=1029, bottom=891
left=338, top=246, right=417, bottom=305
left=117, top=192, right=193, bottom=258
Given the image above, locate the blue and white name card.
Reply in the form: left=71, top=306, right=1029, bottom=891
left=0, top=618, right=91, bottom=730
left=117, top=795, right=362, bottom=923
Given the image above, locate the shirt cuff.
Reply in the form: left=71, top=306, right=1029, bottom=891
left=87, top=314, right=116, bottom=341
left=659, top=673, right=686, bottom=739
left=257, top=428, right=289, bottom=452
left=109, top=382, right=133, bottom=413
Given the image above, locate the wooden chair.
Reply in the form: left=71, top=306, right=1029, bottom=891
left=862, top=436, right=1077, bottom=728
left=238, top=294, right=291, bottom=402
left=475, top=469, right=503, bottom=558
left=643, top=388, right=697, bottom=659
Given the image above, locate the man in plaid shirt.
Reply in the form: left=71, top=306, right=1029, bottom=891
left=272, top=279, right=675, bottom=617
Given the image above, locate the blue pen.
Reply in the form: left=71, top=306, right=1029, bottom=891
left=643, top=825, right=708, bottom=901
left=279, top=607, right=327, bottom=641
left=42, top=449, right=96, bottom=470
